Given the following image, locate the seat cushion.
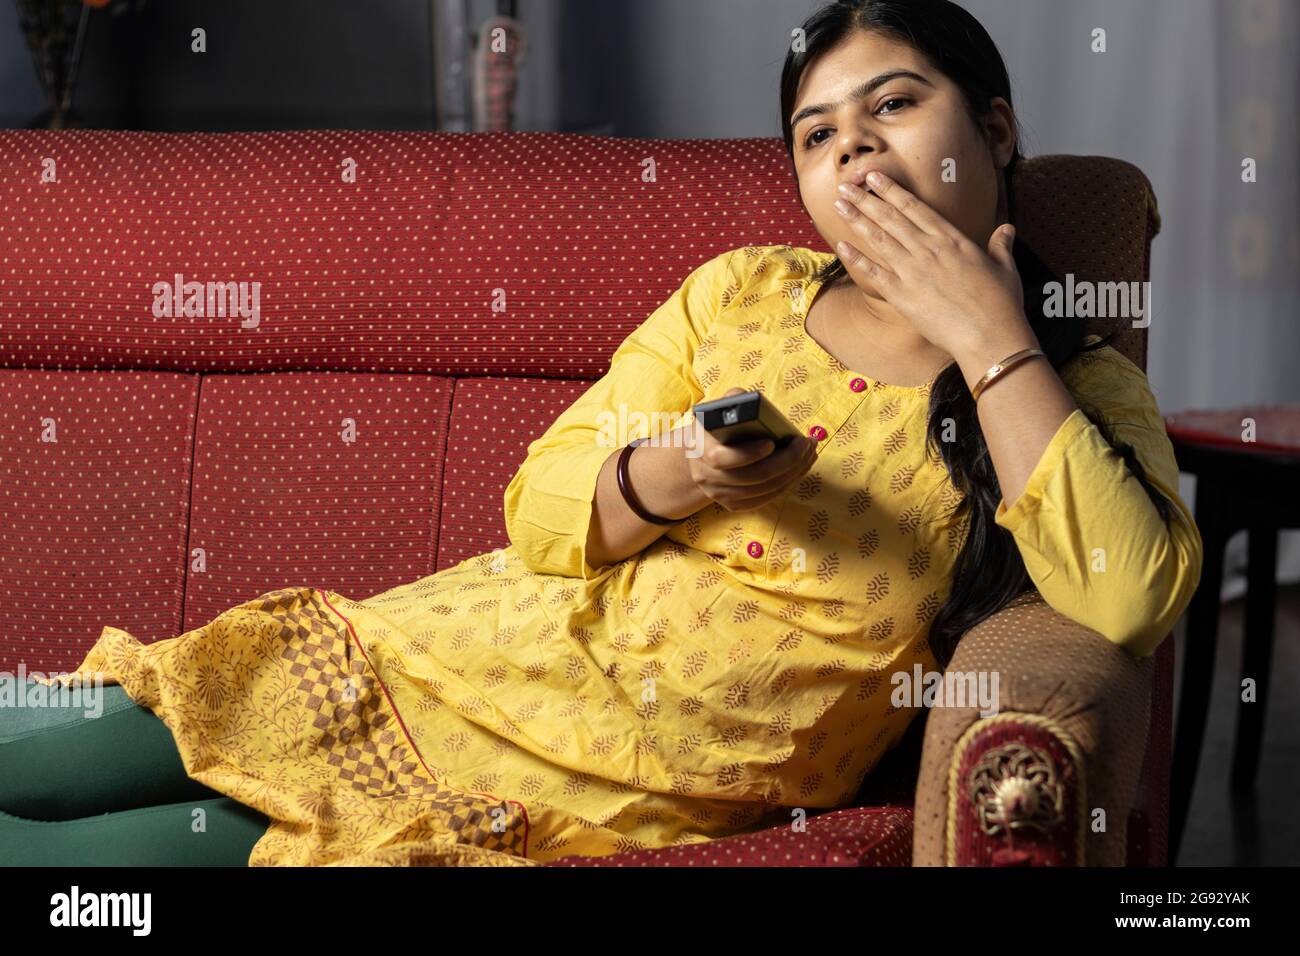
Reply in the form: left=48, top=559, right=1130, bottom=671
left=0, top=370, right=197, bottom=673
left=183, top=372, right=453, bottom=625
left=543, top=804, right=914, bottom=867
left=436, top=377, right=588, bottom=570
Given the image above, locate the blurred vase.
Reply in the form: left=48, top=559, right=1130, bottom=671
left=15, top=0, right=98, bottom=129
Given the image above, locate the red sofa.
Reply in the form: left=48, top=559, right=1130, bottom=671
left=0, top=129, right=1170, bottom=866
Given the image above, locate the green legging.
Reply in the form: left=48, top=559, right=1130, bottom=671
left=0, top=680, right=269, bottom=866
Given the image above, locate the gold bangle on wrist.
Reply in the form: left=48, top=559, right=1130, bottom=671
left=970, top=347, right=1045, bottom=402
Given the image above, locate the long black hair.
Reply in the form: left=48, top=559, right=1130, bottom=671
left=779, top=0, right=1173, bottom=668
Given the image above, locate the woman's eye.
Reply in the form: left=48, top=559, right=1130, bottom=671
left=803, top=97, right=911, bottom=148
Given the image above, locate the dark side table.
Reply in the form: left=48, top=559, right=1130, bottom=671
left=1164, top=405, right=1300, bottom=863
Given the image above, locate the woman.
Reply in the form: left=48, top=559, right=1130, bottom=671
left=0, top=0, right=1202, bottom=867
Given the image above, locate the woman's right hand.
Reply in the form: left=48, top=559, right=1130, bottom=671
left=684, top=388, right=817, bottom=512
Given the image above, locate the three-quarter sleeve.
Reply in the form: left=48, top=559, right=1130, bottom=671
left=502, top=247, right=740, bottom=580
left=992, top=347, right=1204, bottom=658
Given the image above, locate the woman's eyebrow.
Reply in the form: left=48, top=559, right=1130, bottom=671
left=791, top=69, right=933, bottom=130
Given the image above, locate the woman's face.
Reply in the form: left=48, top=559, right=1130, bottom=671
left=789, top=29, right=1016, bottom=269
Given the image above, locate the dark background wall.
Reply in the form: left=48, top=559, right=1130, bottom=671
left=0, top=0, right=632, bottom=133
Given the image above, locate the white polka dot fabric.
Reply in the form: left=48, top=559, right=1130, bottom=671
left=436, top=378, right=587, bottom=571
left=546, top=804, right=915, bottom=867
left=0, top=370, right=196, bottom=668
left=183, top=372, right=455, bottom=629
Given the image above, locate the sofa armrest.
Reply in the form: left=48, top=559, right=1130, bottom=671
left=911, top=591, right=1157, bottom=866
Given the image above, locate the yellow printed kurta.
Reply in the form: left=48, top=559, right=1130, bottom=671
left=49, top=244, right=1202, bottom=866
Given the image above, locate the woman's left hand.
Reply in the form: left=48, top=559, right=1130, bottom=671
left=832, top=171, right=1032, bottom=360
